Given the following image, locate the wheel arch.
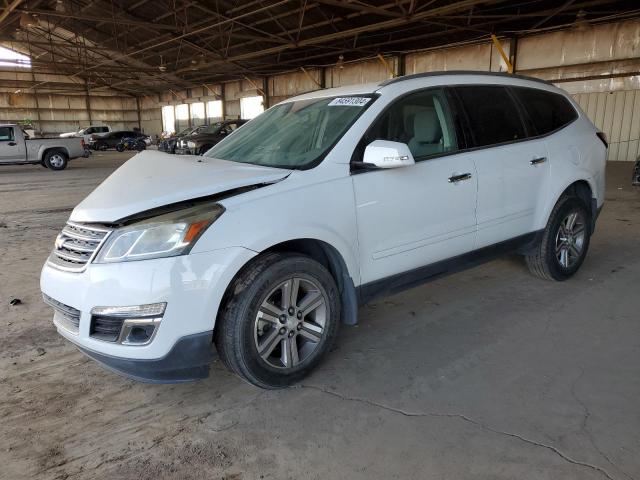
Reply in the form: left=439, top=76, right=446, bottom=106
left=218, top=238, right=359, bottom=328
left=558, top=179, right=597, bottom=233
left=543, top=178, right=597, bottom=234
left=40, top=146, right=69, bottom=162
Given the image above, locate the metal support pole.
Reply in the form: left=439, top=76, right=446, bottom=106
left=263, top=77, right=270, bottom=109
left=84, top=80, right=93, bottom=124
left=136, top=96, right=142, bottom=131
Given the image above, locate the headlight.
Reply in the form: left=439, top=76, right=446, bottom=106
left=187, top=141, right=196, bottom=148
left=94, top=202, right=224, bottom=264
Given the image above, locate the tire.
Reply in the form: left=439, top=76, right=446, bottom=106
left=198, top=145, right=212, bottom=156
left=43, top=150, right=68, bottom=171
left=526, top=196, right=591, bottom=281
left=136, top=142, right=146, bottom=151
left=215, top=252, right=340, bottom=389
left=116, top=143, right=125, bottom=152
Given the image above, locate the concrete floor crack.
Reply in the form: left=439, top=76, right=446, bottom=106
left=570, top=369, right=636, bottom=480
left=300, top=384, right=617, bottom=480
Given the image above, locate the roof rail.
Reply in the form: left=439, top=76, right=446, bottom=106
left=378, top=70, right=553, bottom=87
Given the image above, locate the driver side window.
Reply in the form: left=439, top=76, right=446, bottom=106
left=0, top=127, right=14, bottom=141
left=368, top=89, right=458, bottom=161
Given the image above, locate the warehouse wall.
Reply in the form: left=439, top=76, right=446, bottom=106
left=573, top=91, right=640, bottom=162
left=0, top=68, right=143, bottom=136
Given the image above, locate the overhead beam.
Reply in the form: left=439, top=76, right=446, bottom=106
left=0, top=0, right=24, bottom=27
left=177, top=0, right=504, bottom=73
left=20, top=8, right=180, bottom=30
left=74, top=0, right=291, bottom=77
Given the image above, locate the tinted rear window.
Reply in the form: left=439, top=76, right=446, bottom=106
left=512, top=87, right=577, bottom=135
left=455, top=85, right=526, bottom=147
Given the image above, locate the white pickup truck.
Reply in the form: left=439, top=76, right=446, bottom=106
left=1, top=124, right=87, bottom=170
left=60, top=125, right=112, bottom=144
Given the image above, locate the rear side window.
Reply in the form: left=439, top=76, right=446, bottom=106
left=454, top=86, right=526, bottom=147
left=0, top=127, right=14, bottom=141
left=512, top=87, right=577, bottom=135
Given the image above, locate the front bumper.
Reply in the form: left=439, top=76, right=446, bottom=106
left=77, top=331, right=214, bottom=383
left=40, top=246, right=257, bottom=382
left=174, top=147, right=195, bottom=155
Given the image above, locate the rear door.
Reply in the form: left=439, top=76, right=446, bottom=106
left=452, top=85, right=550, bottom=248
left=352, top=88, right=477, bottom=286
left=0, top=126, right=24, bottom=163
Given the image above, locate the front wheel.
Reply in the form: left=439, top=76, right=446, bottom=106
left=198, top=145, right=212, bottom=156
left=215, top=252, right=340, bottom=389
left=526, top=196, right=591, bottom=281
left=116, top=143, right=125, bottom=152
left=44, top=150, right=68, bottom=171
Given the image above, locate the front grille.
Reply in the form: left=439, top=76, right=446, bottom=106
left=90, top=315, right=125, bottom=342
left=47, top=221, right=112, bottom=272
left=43, top=294, right=81, bottom=334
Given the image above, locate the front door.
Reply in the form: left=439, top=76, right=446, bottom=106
left=352, top=88, right=478, bottom=286
left=0, top=126, right=23, bottom=163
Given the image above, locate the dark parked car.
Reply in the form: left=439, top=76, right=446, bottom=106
left=175, top=120, right=248, bottom=155
left=90, top=131, right=150, bottom=151
left=158, top=125, right=208, bottom=154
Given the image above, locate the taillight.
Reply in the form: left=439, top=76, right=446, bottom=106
left=596, top=131, right=608, bottom=148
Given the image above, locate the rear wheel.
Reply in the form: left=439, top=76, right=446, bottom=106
left=526, top=196, right=591, bottom=280
left=215, top=252, right=340, bottom=389
left=116, top=143, right=125, bottom=152
left=44, top=150, right=68, bottom=171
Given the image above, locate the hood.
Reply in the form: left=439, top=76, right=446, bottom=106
left=188, top=132, right=223, bottom=142
left=70, top=150, right=291, bottom=223
left=60, top=131, right=79, bottom=138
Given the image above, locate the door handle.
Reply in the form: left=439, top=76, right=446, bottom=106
left=448, top=173, right=472, bottom=183
left=530, top=157, right=547, bottom=165
left=8, top=142, right=16, bottom=146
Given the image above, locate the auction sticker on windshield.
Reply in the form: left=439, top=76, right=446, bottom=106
left=328, top=97, right=371, bottom=107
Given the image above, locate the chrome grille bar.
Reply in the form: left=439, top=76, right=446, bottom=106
left=47, top=221, right=112, bottom=272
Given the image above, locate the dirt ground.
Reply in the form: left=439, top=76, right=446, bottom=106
left=1, top=152, right=639, bottom=480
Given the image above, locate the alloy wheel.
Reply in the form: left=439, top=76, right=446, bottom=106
left=555, top=210, right=586, bottom=268
left=49, top=154, right=65, bottom=168
left=254, top=277, right=327, bottom=369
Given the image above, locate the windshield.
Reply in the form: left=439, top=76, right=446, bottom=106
left=204, top=95, right=375, bottom=169
left=176, top=127, right=193, bottom=136
left=200, top=122, right=223, bottom=134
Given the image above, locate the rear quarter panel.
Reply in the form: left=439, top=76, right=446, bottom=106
left=27, top=138, right=85, bottom=161
left=539, top=112, right=606, bottom=229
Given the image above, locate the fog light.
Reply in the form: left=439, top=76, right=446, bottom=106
left=120, top=318, right=161, bottom=345
left=90, top=303, right=165, bottom=345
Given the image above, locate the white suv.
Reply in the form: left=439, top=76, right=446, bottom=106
left=41, top=72, right=606, bottom=388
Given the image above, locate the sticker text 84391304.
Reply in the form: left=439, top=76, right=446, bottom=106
left=328, top=97, right=371, bottom=107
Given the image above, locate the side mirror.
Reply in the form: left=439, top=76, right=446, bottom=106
left=363, top=140, right=415, bottom=169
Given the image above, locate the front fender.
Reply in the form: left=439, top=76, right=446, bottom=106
left=192, top=175, right=361, bottom=286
